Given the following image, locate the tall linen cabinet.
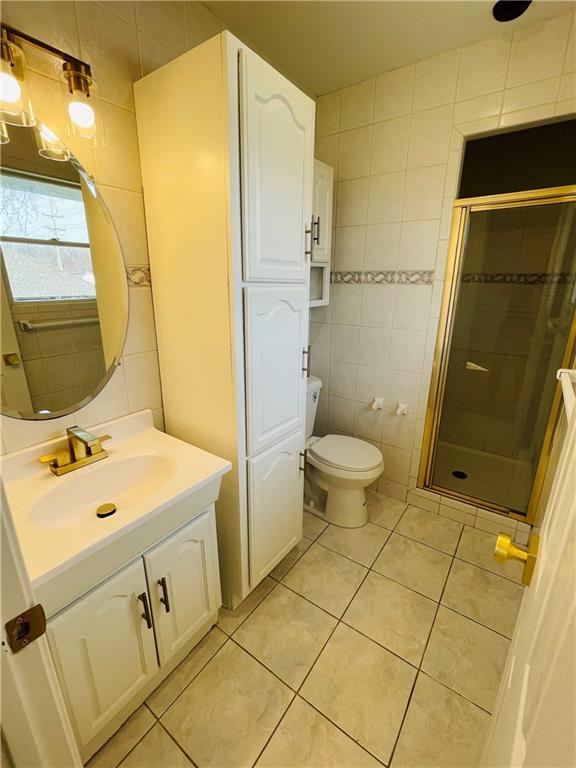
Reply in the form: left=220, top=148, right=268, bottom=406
left=135, top=32, right=315, bottom=607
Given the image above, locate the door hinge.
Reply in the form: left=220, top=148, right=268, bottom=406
left=299, top=451, right=306, bottom=471
left=5, top=604, right=47, bottom=654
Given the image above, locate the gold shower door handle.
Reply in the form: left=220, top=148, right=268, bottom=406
left=494, top=533, right=539, bottom=586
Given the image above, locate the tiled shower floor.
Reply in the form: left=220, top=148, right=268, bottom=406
left=88, top=493, right=525, bottom=768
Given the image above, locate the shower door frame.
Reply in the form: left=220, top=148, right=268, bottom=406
left=419, top=185, right=576, bottom=525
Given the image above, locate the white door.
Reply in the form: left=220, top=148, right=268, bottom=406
left=311, top=159, right=334, bottom=263
left=245, top=285, right=309, bottom=454
left=1, top=489, right=81, bottom=768
left=47, top=560, right=158, bottom=749
left=240, top=47, right=315, bottom=283
left=143, top=510, right=221, bottom=666
left=482, top=403, right=576, bottom=767
left=248, top=428, right=304, bottom=586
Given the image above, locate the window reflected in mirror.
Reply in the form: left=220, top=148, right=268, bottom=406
left=0, top=122, right=128, bottom=420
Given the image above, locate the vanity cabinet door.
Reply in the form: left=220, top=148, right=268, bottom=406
left=311, top=159, right=334, bottom=263
left=245, top=285, right=309, bottom=455
left=144, top=510, right=221, bottom=666
left=240, top=47, right=315, bottom=283
left=248, top=429, right=304, bottom=587
left=47, top=560, right=158, bottom=748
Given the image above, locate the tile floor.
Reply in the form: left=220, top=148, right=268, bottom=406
left=88, top=492, right=525, bottom=768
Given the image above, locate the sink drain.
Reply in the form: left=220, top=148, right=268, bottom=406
left=97, top=503, right=117, bottom=518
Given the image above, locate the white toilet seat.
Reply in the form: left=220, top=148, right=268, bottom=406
left=308, top=434, right=382, bottom=473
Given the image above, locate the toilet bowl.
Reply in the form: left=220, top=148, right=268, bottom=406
left=304, top=376, right=384, bottom=527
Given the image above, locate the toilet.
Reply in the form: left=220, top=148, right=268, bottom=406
left=304, top=376, right=384, bottom=528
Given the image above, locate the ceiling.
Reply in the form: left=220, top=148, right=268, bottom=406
left=204, top=1, right=573, bottom=95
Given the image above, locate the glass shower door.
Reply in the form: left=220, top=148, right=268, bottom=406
left=426, top=193, right=576, bottom=517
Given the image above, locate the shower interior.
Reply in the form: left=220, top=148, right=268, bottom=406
left=422, top=189, right=576, bottom=520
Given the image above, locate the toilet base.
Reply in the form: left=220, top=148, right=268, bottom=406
left=325, top=486, right=368, bottom=528
left=307, top=464, right=376, bottom=528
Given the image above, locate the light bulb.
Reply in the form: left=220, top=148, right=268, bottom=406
left=68, top=99, right=95, bottom=129
left=0, top=70, right=21, bottom=104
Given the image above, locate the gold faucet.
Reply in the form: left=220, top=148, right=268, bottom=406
left=38, top=426, right=112, bottom=476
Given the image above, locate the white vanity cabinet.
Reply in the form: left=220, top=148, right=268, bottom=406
left=47, top=560, right=158, bottom=751
left=144, top=510, right=221, bottom=665
left=47, top=510, right=221, bottom=760
left=135, top=32, right=315, bottom=608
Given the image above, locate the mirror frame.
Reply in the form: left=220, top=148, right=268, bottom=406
left=1, top=149, right=129, bottom=421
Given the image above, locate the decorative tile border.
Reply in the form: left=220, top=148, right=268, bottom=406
left=332, top=270, right=434, bottom=285
left=461, top=272, right=573, bottom=285
left=126, top=265, right=151, bottom=287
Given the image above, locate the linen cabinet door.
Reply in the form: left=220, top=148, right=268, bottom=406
left=248, top=429, right=304, bottom=586
left=47, top=561, right=158, bottom=749
left=144, top=510, right=221, bottom=666
left=311, top=159, right=334, bottom=263
left=245, top=286, right=309, bottom=454
left=240, top=47, right=315, bottom=283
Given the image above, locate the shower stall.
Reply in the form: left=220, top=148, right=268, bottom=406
left=420, top=185, right=576, bottom=523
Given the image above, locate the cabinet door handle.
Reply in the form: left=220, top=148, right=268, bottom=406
left=302, top=346, right=309, bottom=376
left=313, top=216, right=320, bottom=245
left=305, top=220, right=313, bottom=259
left=157, top=577, right=171, bottom=613
left=138, top=592, right=153, bottom=629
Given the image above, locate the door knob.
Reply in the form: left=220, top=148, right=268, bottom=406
left=494, top=533, right=539, bottom=586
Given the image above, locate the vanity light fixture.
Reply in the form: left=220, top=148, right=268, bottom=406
left=0, top=23, right=103, bottom=148
left=62, top=60, right=101, bottom=144
left=0, top=27, right=35, bottom=128
left=35, top=122, right=70, bottom=161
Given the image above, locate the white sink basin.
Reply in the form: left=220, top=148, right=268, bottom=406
left=3, top=410, right=231, bottom=612
left=28, top=453, right=176, bottom=530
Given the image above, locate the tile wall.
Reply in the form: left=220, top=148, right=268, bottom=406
left=310, top=11, right=575, bottom=537
left=0, top=1, right=225, bottom=453
left=11, top=299, right=105, bottom=412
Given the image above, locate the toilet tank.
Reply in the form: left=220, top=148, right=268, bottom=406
left=306, top=376, right=323, bottom=439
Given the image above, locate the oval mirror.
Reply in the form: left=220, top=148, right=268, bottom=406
left=0, top=122, right=128, bottom=420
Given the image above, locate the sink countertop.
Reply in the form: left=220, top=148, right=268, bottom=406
left=2, top=410, right=231, bottom=588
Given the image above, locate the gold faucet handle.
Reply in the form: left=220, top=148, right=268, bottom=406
left=90, top=434, right=112, bottom=455
left=38, top=450, right=71, bottom=468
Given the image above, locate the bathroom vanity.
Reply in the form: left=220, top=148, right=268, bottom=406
left=2, top=410, right=231, bottom=761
